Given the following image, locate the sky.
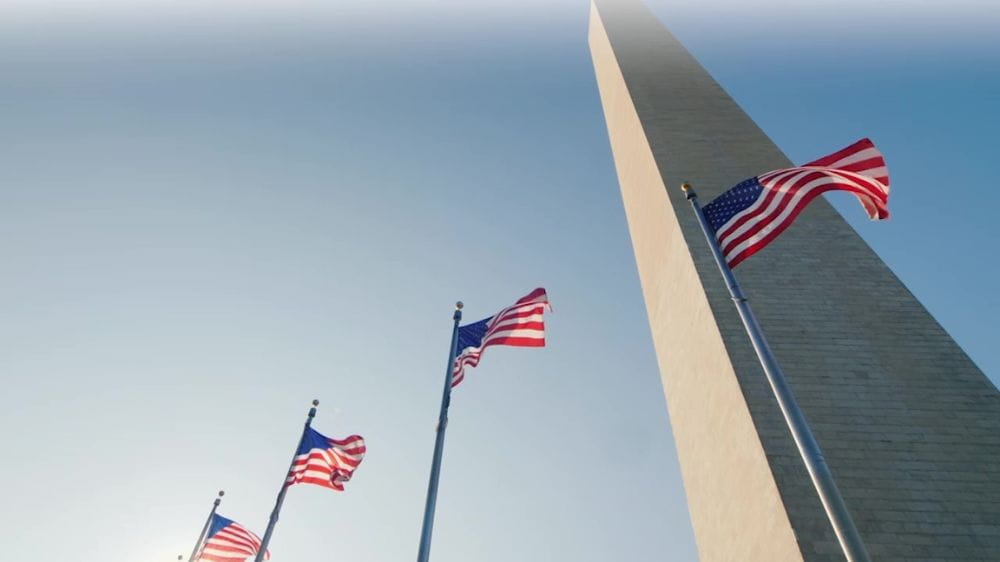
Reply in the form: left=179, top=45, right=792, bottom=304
left=0, top=1, right=997, bottom=561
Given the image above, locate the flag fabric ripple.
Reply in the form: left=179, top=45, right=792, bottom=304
left=286, top=427, right=366, bottom=492
left=452, top=288, right=550, bottom=387
left=197, top=514, right=269, bottom=562
left=702, top=138, right=891, bottom=268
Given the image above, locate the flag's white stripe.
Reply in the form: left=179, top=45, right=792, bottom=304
left=824, top=168, right=890, bottom=195
left=456, top=350, right=482, bottom=363
left=489, top=311, right=545, bottom=331
left=492, top=312, right=545, bottom=326
left=484, top=327, right=545, bottom=341
left=201, top=547, right=253, bottom=557
left=455, top=354, right=482, bottom=367
left=216, top=529, right=258, bottom=543
left=826, top=146, right=881, bottom=168
left=758, top=165, right=886, bottom=195
left=201, top=545, right=254, bottom=556
left=289, top=450, right=362, bottom=471
left=486, top=324, right=543, bottom=340
left=214, top=527, right=261, bottom=546
left=203, top=540, right=254, bottom=552
left=292, top=460, right=352, bottom=474
left=300, top=468, right=338, bottom=479
left=497, top=302, right=546, bottom=315
left=854, top=165, right=888, bottom=181
left=211, top=534, right=256, bottom=549
left=294, top=450, right=363, bottom=469
left=491, top=311, right=545, bottom=331
left=490, top=303, right=546, bottom=326
left=296, top=460, right=334, bottom=472
left=757, top=167, right=806, bottom=184
left=215, top=528, right=256, bottom=541
left=201, top=546, right=257, bottom=560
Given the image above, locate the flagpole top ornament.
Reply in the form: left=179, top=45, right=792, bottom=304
left=312, top=399, right=320, bottom=407
left=681, top=182, right=697, bottom=200
left=455, top=301, right=463, bottom=310
left=218, top=490, right=225, bottom=497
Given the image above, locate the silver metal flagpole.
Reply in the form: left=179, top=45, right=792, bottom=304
left=254, top=400, right=319, bottom=562
left=187, top=490, right=224, bottom=562
left=681, top=183, right=871, bottom=562
left=416, top=301, right=463, bottom=562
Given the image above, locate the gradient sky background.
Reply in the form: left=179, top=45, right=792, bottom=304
left=1, top=1, right=998, bottom=561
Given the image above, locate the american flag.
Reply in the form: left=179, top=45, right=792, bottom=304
left=452, top=288, right=550, bottom=387
left=286, top=427, right=366, bottom=492
left=196, top=514, right=268, bottom=562
left=702, top=138, right=890, bottom=268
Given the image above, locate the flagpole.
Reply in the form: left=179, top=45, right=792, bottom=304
left=254, top=399, right=319, bottom=562
left=187, top=490, right=224, bottom=562
left=681, top=183, right=870, bottom=562
left=416, top=301, right=463, bottom=562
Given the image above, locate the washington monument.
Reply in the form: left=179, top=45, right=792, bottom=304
left=588, top=0, right=1000, bottom=560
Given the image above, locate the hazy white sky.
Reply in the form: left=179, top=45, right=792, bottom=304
left=4, top=0, right=1000, bottom=31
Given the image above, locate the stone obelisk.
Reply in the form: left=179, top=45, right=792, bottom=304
left=588, top=1, right=1000, bottom=560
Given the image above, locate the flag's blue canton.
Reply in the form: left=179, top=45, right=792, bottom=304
left=207, top=514, right=235, bottom=540
left=702, top=177, right=763, bottom=232
left=457, top=317, right=491, bottom=352
left=296, top=427, right=330, bottom=456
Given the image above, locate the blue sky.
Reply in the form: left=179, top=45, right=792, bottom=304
left=0, top=1, right=997, bottom=561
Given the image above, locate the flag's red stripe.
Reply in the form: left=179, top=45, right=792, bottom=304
left=484, top=336, right=546, bottom=347
left=488, top=320, right=545, bottom=333
left=290, top=450, right=363, bottom=470
left=212, top=531, right=258, bottom=550
left=514, top=287, right=548, bottom=305
left=493, top=307, right=546, bottom=323
left=329, top=435, right=365, bottom=446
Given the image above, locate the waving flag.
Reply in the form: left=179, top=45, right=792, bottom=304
left=702, top=138, right=890, bottom=267
left=452, top=288, right=550, bottom=387
left=197, top=514, right=268, bottom=562
left=286, top=427, right=366, bottom=491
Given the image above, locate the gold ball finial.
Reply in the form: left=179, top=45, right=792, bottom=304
left=312, top=399, right=320, bottom=407
left=455, top=301, right=464, bottom=310
left=681, top=182, right=692, bottom=192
